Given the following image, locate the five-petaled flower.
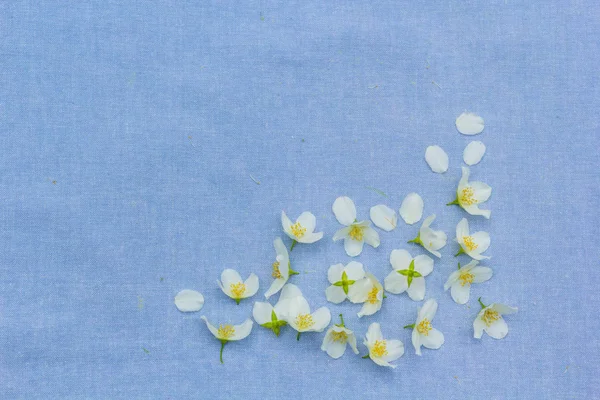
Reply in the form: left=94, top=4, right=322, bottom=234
left=253, top=283, right=303, bottom=336
left=455, top=218, right=490, bottom=260
left=384, top=249, right=434, bottom=301
left=325, top=261, right=367, bottom=304
left=321, top=314, right=359, bottom=359
left=363, top=322, right=404, bottom=368
left=408, top=214, right=447, bottom=258
left=265, top=238, right=299, bottom=299
left=217, top=269, right=259, bottom=304
left=444, top=260, right=493, bottom=304
left=281, top=211, right=324, bottom=249
left=405, top=299, right=445, bottom=356
left=286, top=293, right=331, bottom=341
left=332, top=196, right=380, bottom=257
left=447, top=167, right=492, bottom=219
left=474, top=298, right=518, bottom=339
left=200, top=316, right=253, bottom=363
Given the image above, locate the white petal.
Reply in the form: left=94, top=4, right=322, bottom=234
left=310, top=307, right=332, bottom=332
left=296, top=211, right=316, bottom=233
left=399, top=192, right=423, bottom=225
left=287, top=296, right=311, bottom=324
left=425, top=145, right=449, bottom=173
left=200, top=316, right=219, bottom=338
left=264, top=278, right=286, bottom=299
left=492, top=304, right=518, bottom=315
left=357, top=300, right=382, bottom=317
left=323, top=336, right=347, bottom=359
left=348, top=333, right=359, bottom=354
left=231, top=319, right=253, bottom=341
left=344, top=238, right=364, bottom=257
left=366, top=322, right=383, bottom=343
left=470, top=266, right=493, bottom=283
left=444, top=270, right=460, bottom=291
left=325, top=285, right=347, bottom=304
left=421, top=328, right=444, bottom=349
left=243, top=273, right=259, bottom=298
left=273, top=237, right=289, bottom=259
left=456, top=112, right=484, bottom=135
left=384, top=271, right=408, bottom=294
left=390, top=249, right=412, bottom=270
left=413, top=254, right=434, bottom=276
left=406, top=277, right=426, bottom=301
left=421, top=214, right=436, bottom=228
left=383, top=339, right=404, bottom=362
left=252, top=302, right=274, bottom=325
left=412, top=329, right=422, bottom=356
left=470, top=181, right=492, bottom=203
left=369, top=205, right=397, bottom=231
left=344, top=261, right=365, bottom=281
left=347, top=278, right=370, bottom=303
left=450, top=282, right=471, bottom=304
left=370, top=356, right=395, bottom=368
left=456, top=218, right=469, bottom=239
left=174, top=290, right=204, bottom=312
left=332, top=196, right=357, bottom=225
left=419, top=298, right=438, bottom=321
left=463, top=141, right=486, bottom=165
left=281, top=211, right=294, bottom=238
left=484, top=317, right=509, bottom=339
left=471, top=232, right=491, bottom=256
left=463, top=204, right=492, bottom=219
left=298, top=231, right=323, bottom=244
left=220, top=269, right=243, bottom=288
left=363, top=227, right=380, bottom=248
left=327, top=263, right=344, bottom=284
left=473, top=316, right=486, bottom=339
left=332, top=226, right=350, bottom=241
left=278, top=283, right=303, bottom=301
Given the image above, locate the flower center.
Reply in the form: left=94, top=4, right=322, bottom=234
left=348, top=225, right=364, bottom=241
left=367, top=286, right=379, bottom=304
left=460, top=187, right=478, bottom=206
left=272, top=261, right=282, bottom=279
left=229, top=282, right=246, bottom=298
left=290, top=222, right=306, bottom=238
left=371, top=340, right=388, bottom=357
left=482, top=309, right=500, bottom=326
left=295, top=313, right=314, bottom=330
left=331, top=330, right=348, bottom=343
left=217, top=324, right=235, bottom=339
left=459, top=272, right=474, bottom=286
left=462, top=236, right=478, bottom=251
left=417, top=318, right=432, bottom=336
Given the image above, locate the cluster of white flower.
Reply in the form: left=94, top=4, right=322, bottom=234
left=175, top=112, right=518, bottom=366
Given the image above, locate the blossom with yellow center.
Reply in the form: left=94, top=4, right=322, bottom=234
left=286, top=293, right=331, bottom=341
left=363, top=323, right=404, bottom=368
left=281, top=211, right=323, bottom=248
left=325, top=261, right=365, bottom=304
left=455, top=218, right=490, bottom=260
left=444, top=260, right=493, bottom=304
left=321, top=314, right=359, bottom=359
left=201, top=316, right=253, bottom=363
left=217, top=269, right=259, bottom=304
left=474, top=299, right=518, bottom=340
left=332, top=196, right=380, bottom=257
left=407, top=214, right=447, bottom=258
left=367, top=286, right=379, bottom=304
left=295, top=314, right=314, bottom=330
left=384, top=249, right=434, bottom=302
left=355, top=273, right=384, bottom=318
left=406, top=299, right=444, bottom=356
left=265, top=238, right=299, bottom=299
left=447, top=167, right=492, bottom=219
left=417, top=319, right=432, bottom=336
left=217, top=324, right=235, bottom=339
left=348, top=225, right=364, bottom=241
left=482, top=309, right=500, bottom=326
left=290, top=222, right=306, bottom=238
left=253, top=283, right=302, bottom=337
left=371, top=340, right=388, bottom=357
left=229, top=282, right=246, bottom=299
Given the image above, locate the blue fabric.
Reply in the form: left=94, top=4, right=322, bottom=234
left=1, top=1, right=598, bottom=398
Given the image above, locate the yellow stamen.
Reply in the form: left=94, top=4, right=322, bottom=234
left=348, top=225, right=364, bottom=241
left=296, top=313, right=314, bottom=330
left=272, top=261, right=281, bottom=279
left=459, top=272, right=475, bottom=286
left=460, top=187, right=477, bottom=206
left=217, top=324, right=235, bottom=339
left=229, top=282, right=246, bottom=298
left=331, top=330, right=348, bottom=343
left=482, top=309, right=500, bottom=326
left=462, top=236, right=478, bottom=251
left=417, top=318, right=432, bottom=336
left=290, top=222, right=306, bottom=238
left=367, top=286, right=379, bottom=304
left=371, top=340, right=388, bottom=357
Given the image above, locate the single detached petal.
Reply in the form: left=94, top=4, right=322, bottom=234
left=252, top=301, right=274, bottom=325
left=362, top=227, right=381, bottom=248
left=344, top=238, right=364, bottom=257
left=174, top=290, right=204, bottom=312
left=345, top=261, right=365, bottom=281
left=231, top=319, right=254, bottom=341
left=296, top=211, right=316, bottom=233
left=399, top=193, right=423, bottom=225
left=456, top=112, right=484, bottom=135
left=325, top=285, right=347, bottom=304
left=370, top=205, right=397, bottom=231
left=450, top=282, right=471, bottom=304
left=332, top=196, right=357, bottom=226
left=463, top=141, right=486, bottom=165
left=390, top=249, right=412, bottom=270
left=425, top=145, right=449, bottom=173
left=421, top=328, right=444, bottom=350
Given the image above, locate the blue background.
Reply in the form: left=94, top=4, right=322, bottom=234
left=1, top=1, right=599, bottom=399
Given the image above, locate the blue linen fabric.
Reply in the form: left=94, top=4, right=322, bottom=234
left=0, top=1, right=599, bottom=398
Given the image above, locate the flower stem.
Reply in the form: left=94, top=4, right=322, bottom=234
left=219, top=341, right=226, bottom=364
left=289, top=268, right=300, bottom=276
left=455, top=247, right=465, bottom=257
left=296, top=332, right=301, bottom=341
left=407, top=233, right=422, bottom=245
left=447, top=197, right=459, bottom=206
left=457, top=262, right=461, bottom=270
left=290, top=240, right=297, bottom=251
left=478, top=297, right=486, bottom=309
left=403, top=324, right=415, bottom=329
left=339, top=314, right=345, bottom=327
left=362, top=354, right=370, bottom=359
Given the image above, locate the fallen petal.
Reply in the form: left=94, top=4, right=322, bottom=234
left=370, top=205, right=397, bottom=231
left=399, top=193, right=423, bottom=225
left=174, top=289, right=205, bottom=312
left=463, top=141, right=486, bottom=166
left=456, top=112, right=484, bottom=135
left=425, top=145, right=449, bottom=173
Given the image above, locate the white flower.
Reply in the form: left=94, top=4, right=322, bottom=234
left=217, top=269, right=259, bottom=304
left=363, top=323, right=404, bottom=368
left=456, top=112, right=484, bottom=135
left=399, top=192, right=423, bottom=225
left=174, top=289, right=204, bottom=312
left=200, top=316, right=253, bottom=363
left=455, top=218, right=490, bottom=260
left=408, top=299, right=445, bottom=356
left=425, top=145, right=449, bottom=173
left=325, top=261, right=366, bottom=304
left=448, top=167, right=492, bottom=219
left=473, top=299, right=518, bottom=339
left=384, top=249, right=433, bottom=301
left=353, top=272, right=384, bottom=318
left=369, top=204, right=397, bottom=231
left=264, top=238, right=299, bottom=299
left=281, top=211, right=323, bottom=246
left=253, top=283, right=303, bottom=336
left=444, top=260, right=493, bottom=304
left=408, top=214, right=447, bottom=258
left=321, top=314, right=359, bottom=359
left=332, top=196, right=380, bottom=257
left=286, top=294, right=331, bottom=340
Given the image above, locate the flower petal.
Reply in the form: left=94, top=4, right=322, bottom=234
left=419, top=298, right=438, bottom=321
left=348, top=333, right=359, bottom=354
left=390, top=249, right=412, bottom=270
left=399, top=192, right=423, bottom=225
left=363, top=227, right=380, bottom=248
left=456, top=112, right=484, bottom=135
left=383, top=339, right=404, bottom=362
left=470, top=181, right=492, bottom=203
left=463, top=140, right=486, bottom=165
left=425, top=145, right=449, bottom=173
left=406, top=277, right=426, bottom=301
left=369, top=205, right=397, bottom=231
left=332, top=196, right=357, bottom=226
left=323, top=336, right=347, bottom=359
left=243, top=273, right=260, bottom=298
left=484, top=317, right=509, bottom=339
left=296, top=211, right=316, bottom=233
left=413, top=254, right=434, bottom=276
left=221, top=269, right=243, bottom=288
left=412, top=329, right=422, bottom=356
left=264, top=278, right=286, bottom=299
left=421, top=328, right=444, bottom=349
left=471, top=232, right=491, bottom=255
left=231, top=319, right=253, bottom=341
left=384, top=271, right=408, bottom=294
left=287, top=296, right=311, bottom=321
left=327, top=263, right=344, bottom=284
left=366, top=322, right=383, bottom=343
left=200, top=316, right=219, bottom=338
left=281, top=211, right=294, bottom=237
left=252, top=301, right=274, bottom=325
left=325, top=285, right=347, bottom=304
left=444, top=270, right=460, bottom=291
left=450, top=282, right=471, bottom=304
left=332, top=226, right=350, bottom=241
left=347, top=278, right=370, bottom=303
left=174, top=289, right=204, bottom=312
left=463, top=204, right=492, bottom=219
left=344, top=261, right=365, bottom=281
left=298, top=231, right=323, bottom=244
left=357, top=299, right=382, bottom=317
left=492, top=304, right=518, bottom=315
left=344, top=238, right=364, bottom=257
left=456, top=218, right=469, bottom=239
left=310, top=307, right=332, bottom=332
left=273, top=237, right=288, bottom=259
left=473, top=315, right=486, bottom=339
left=278, top=283, right=303, bottom=301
